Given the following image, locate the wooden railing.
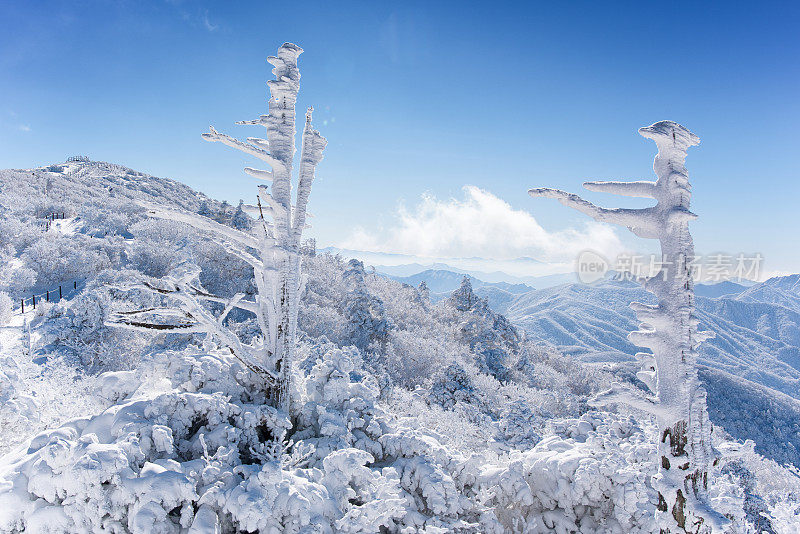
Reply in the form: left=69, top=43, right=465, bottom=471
left=18, top=281, right=79, bottom=314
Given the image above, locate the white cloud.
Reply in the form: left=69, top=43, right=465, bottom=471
left=18, top=124, right=31, bottom=132
left=339, top=186, right=625, bottom=263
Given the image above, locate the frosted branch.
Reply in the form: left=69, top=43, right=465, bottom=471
left=139, top=201, right=259, bottom=250
left=583, top=180, right=656, bottom=199
left=235, top=115, right=268, bottom=127
left=246, top=137, right=270, bottom=150
left=528, top=188, right=657, bottom=237
left=202, top=126, right=283, bottom=170
left=244, top=167, right=273, bottom=182
left=589, top=385, right=661, bottom=416
left=293, top=107, right=327, bottom=240
left=219, top=293, right=245, bottom=324
left=112, top=277, right=278, bottom=385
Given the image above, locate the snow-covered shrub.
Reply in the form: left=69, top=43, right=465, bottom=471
left=32, top=199, right=72, bottom=220
left=445, top=277, right=521, bottom=382
left=519, top=342, right=608, bottom=400
left=0, top=356, right=38, bottom=452
left=79, top=200, right=137, bottom=237
left=0, top=347, right=102, bottom=455
left=0, top=343, right=479, bottom=532
left=0, top=347, right=282, bottom=533
left=299, top=302, right=347, bottom=344
left=3, top=266, right=37, bottom=297
left=0, top=218, right=40, bottom=253
left=0, top=291, right=12, bottom=325
left=477, top=413, right=660, bottom=533
left=429, top=362, right=481, bottom=411
left=21, top=234, right=111, bottom=287
left=127, top=219, right=192, bottom=278
left=384, top=327, right=454, bottom=386
left=47, top=269, right=160, bottom=371
left=230, top=200, right=252, bottom=231
left=497, top=399, right=543, bottom=448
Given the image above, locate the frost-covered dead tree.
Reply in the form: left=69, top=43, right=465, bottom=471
left=529, top=121, right=720, bottom=533
left=111, top=43, right=326, bottom=411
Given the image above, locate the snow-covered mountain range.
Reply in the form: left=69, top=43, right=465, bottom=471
left=395, top=268, right=800, bottom=466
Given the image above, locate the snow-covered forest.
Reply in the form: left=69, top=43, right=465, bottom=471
left=1, top=42, right=799, bottom=534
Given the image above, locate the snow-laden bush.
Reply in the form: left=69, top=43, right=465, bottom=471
left=21, top=234, right=111, bottom=287
left=46, top=269, right=161, bottom=371
left=79, top=200, right=138, bottom=237
left=127, top=219, right=192, bottom=278
left=7, top=338, right=746, bottom=533
left=0, top=218, right=40, bottom=253
left=342, top=260, right=392, bottom=352
left=0, top=355, right=38, bottom=452
left=429, top=362, right=481, bottom=411
left=0, top=343, right=102, bottom=455
left=0, top=291, right=12, bottom=325
left=2, top=266, right=37, bottom=297
left=0, top=343, right=483, bottom=532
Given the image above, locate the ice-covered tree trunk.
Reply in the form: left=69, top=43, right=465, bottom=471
left=529, top=121, right=718, bottom=533
left=201, top=43, right=327, bottom=411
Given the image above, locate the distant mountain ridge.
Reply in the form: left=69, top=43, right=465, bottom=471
left=318, top=246, right=566, bottom=285
left=694, top=280, right=747, bottom=298
left=389, top=269, right=533, bottom=295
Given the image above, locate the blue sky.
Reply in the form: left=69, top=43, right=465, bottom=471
left=1, top=1, right=798, bottom=274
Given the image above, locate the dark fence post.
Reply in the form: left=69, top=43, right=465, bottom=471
left=46, top=290, right=50, bottom=302
left=59, top=286, right=62, bottom=299
left=74, top=281, right=77, bottom=290
left=21, top=299, right=24, bottom=313
left=32, top=295, right=36, bottom=309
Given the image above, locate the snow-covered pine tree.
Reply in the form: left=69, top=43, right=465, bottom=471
left=217, top=200, right=232, bottom=224
left=529, top=121, right=720, bottom=533
left=417, top=281, right=430, bottom=303
left=342, top=259, right=390, bottom=352
left=449, top=276, right=480, bottom=312
left=197, top=200, right=212, bottom=218
left=111, top=43, right=326, bottom=412
left=231, top=200, right=252, bottom=231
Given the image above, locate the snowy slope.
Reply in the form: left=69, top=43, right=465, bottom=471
left=505, top=279, right=650, bottom=362
left=736, top=274, right=800, bottom=314
left=0, top=160, right=217, bottom=216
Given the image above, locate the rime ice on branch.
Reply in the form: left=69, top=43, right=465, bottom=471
left=529, top=121, right=720, bottom=533
left=112, top=43, right=326, bottom=412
